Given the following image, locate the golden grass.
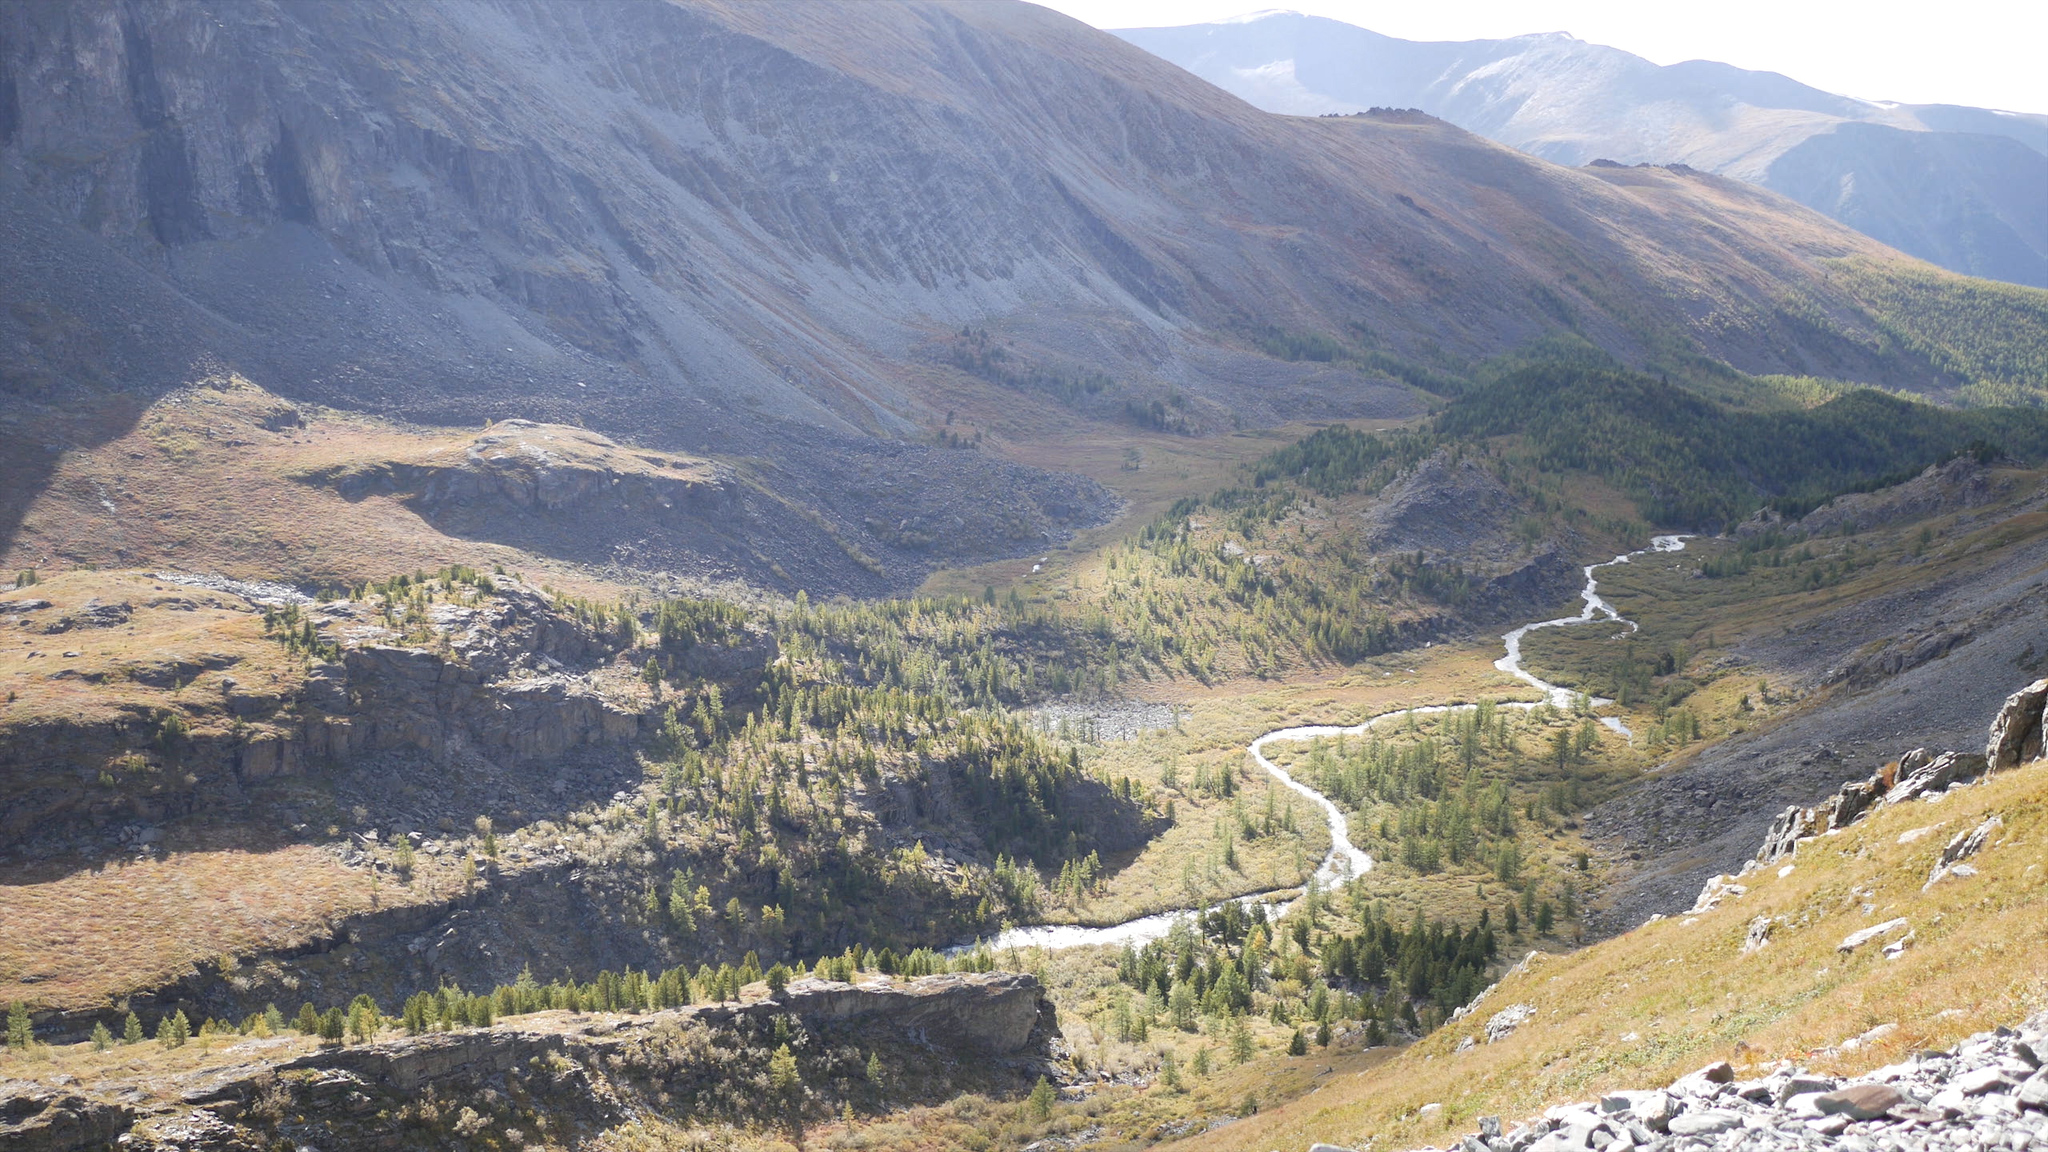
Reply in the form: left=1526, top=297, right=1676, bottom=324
left=0, top=838, right=466, bottom=1011
left=1190, top=756, right=2048, bottom=1152
left=0, top=373, right=636, bottom=603
left=0, top=569, right=297, bottom=728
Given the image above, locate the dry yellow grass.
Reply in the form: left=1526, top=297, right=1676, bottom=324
left=1191, top=756, right=2048, bottom=1152
left=0, top=838, right=468, bottom=1011
left=0, top=569, right=295, bottom=726
left=0, top=373, right=635, bottom=603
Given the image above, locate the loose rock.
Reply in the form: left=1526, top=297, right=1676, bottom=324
left=1408, top=1012, right=2048, bottom=1152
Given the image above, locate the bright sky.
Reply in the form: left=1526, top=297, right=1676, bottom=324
left=1030, top=0, right=2048, bottom=114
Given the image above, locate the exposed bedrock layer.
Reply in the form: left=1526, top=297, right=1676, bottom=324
left=0, top=973, right=1053, bottom=1152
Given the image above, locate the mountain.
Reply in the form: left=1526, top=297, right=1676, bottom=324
left=5, top=0, right=2044, bottom=598
left=1117, top=11, right=2048, bottom=288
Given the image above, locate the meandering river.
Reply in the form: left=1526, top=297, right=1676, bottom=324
left=963, top=536, right=1689, bottom=953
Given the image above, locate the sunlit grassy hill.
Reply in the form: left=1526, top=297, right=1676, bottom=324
left=1192, top=748, right=2048, bottom=1151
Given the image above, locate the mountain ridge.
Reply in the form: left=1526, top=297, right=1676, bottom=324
left=1117, top=11, right=2048, bottom=288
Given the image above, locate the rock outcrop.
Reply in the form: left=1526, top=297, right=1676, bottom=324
left=0, top=973, right=1048, bottom=1152
left=1711, top=678, right=2040, bottom=914
left=1749, top=746, right=1992, bottom=869
left=0, top=572, right=769, bottom=849
left=319, top=421, right=736, bottom=516
left=1986, top=677, right=2048, bottom=770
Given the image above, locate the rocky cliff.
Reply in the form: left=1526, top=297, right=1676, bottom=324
left=0, top=972, right=1052, bottom=1152
left=0, top=568, right=757, bottom=853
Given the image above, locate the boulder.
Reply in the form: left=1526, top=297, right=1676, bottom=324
left=1666, top=1110, right=1742, bottom=1135
left=1987, top=678, right=2048, bottom=769
left=1754, top=803, right=1812, bottom=862
left=1741, top=916, right=1775, bottom=953
left=1838, top=918, right=1911, bottom=954
left=1814, top=1083, right=1904, bottom=1119
left=1486, top=1003, right=1536, bottom=1043
left=1928, top=816, right=2003, bottom=887
left=1886, top=751, right=1988, bottom=805
left=1816, top=774, right=1886, bottom=834
left=1687, top=875, right=1745, bottom=914
left=2018, top=1070, right=2048, bottom=1111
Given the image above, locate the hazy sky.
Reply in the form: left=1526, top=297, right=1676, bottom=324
left=1031, top=1, right=2048, bottom=114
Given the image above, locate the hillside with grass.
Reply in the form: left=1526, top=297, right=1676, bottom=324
left=5, top=3, right=2048, bottom=1148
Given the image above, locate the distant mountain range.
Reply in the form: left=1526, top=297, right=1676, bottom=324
left=1117, top=11, right=2048, bottom=287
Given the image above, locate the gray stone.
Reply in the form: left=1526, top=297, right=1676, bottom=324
left=1780, top=1076, right=1839, bottom=1103
left=1633, top=1092, right=1677, bottom=1131
left=1987, top=678, right=2048, bottom=769
left=1886, top=751, right=1988, bottom=805
left=1755, top=803, right=1814, bottom=862
left=1958, top=1067, right=2017, bottom=1095
left=1838, top=919, right=1911, bottom=953
left=1930, top=816, right=2005, bottom=886
left=1816, top=1083, right=1906, bottom=1119
left=1665, top=1110, right=1742, bottom=1135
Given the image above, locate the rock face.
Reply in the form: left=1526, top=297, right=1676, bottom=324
left=0, top=973, right=1049, bottom=1151
left=1418, top=1012, right=2048, bottom=1152
left=1987, top=678, right=2048, bottom=769
left=1358, top=450, right=1586, bottom=622
left=0, top=574, right=766, bottom=848
left=1746, top=747, right=1991, bottom=869
left=764, top=973, right=1045, bottom=1052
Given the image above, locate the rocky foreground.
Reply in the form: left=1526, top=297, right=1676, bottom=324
left=1392, top=1011, right=2048, bottom=1152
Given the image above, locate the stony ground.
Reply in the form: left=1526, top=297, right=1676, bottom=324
left=1403, top=1013, right=2048, bottom=1152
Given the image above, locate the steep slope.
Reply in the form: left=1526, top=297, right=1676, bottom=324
left=1172, top=677, right=2048, bottom=1152
left=1, top=0, right=2033, bottom=597
left=1118, top=12, right=2048, bottom=288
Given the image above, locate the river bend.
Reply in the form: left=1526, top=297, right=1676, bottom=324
left=966, top=536, right=1688, bottom=953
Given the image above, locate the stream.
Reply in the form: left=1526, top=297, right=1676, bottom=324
left=962, top=536, right=1689, bottom=954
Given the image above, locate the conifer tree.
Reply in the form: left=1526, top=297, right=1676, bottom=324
left=124, top=1012, right=144, bottom=1045
left=157, top=1010, right=190, bottom=1049
left=91, top=1021, right=112, bottom=1051
left=1229, top=1016, right=1254, bottom=1064
left=6, top=1002, right=29, bottom=1049
left=348, top=996, right=379, bottom=1044
left=1029, top=1075, right=1056, bottom=1120
left=769, top=1042, right=803, bottom=1136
